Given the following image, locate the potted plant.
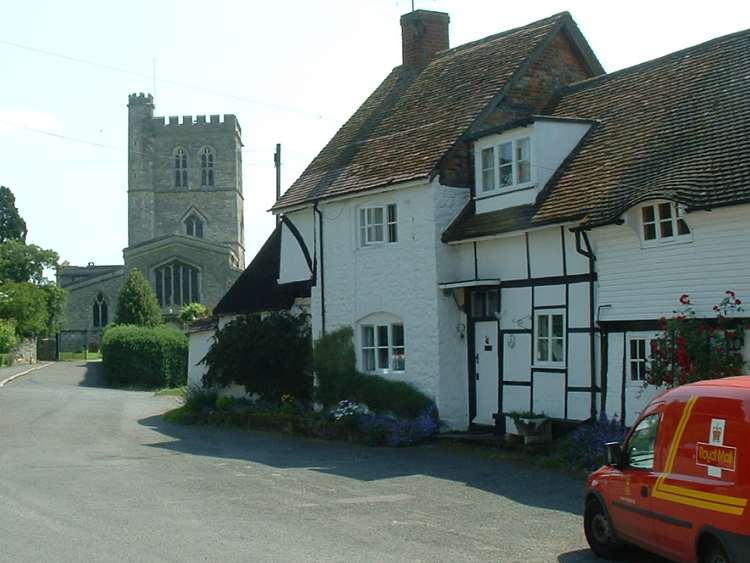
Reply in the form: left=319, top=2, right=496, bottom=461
left=506, top=410, right=551, bottom=444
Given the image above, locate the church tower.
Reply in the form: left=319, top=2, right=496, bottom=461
left=124, top=92, right=245, bottom=312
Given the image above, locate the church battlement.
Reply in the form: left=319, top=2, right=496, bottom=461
left=128, top=92, right=153, bottom=105
left=151, top=113, right=240, bottom=134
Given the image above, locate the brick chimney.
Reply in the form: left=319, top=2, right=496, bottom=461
left=400, top=10, right=450, bottom=68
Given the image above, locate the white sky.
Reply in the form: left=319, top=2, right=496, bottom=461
left=1, top=0, right=747, bottom=267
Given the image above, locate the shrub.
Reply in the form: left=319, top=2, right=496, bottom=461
left=101, top=325, right=187, bottom=388
left=179, top=302, right=208, bottom=324
left=201, top=312, right=313, bottom=403
left=114, top=269, right=163, bottom=327
left=183, top=385, right=218, bottom=413
left=313, top=326, right=432, bottom=419
left=313, top=327, right=358, bottom=406
left=0, top=318, right=16, bottom=353
left=0, top=353, right=13, bottom=367
left=557, top=414, right=629, bottom=470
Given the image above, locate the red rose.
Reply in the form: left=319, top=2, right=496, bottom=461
left=713, top=305, right=720, bottom=312
left=679, top=294, right=691, bottom=305
left=736, top=299, right=742, bottom=305
left=726, top=290, right=736, bottom=298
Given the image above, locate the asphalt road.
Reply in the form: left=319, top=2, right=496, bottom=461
left=0, top=362, right=666, bottom=563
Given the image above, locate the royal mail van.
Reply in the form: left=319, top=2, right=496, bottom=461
left=584, top=377, right=750, bottom=563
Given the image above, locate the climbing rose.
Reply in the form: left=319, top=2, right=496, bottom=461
left=679, top=294, right=691, bottom=305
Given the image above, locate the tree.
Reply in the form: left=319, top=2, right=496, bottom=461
left=0, top=186, right=27, bottom=243
left=114, top=269, right=163, bottom=327
left=0, top=282, right=48, bottom=337
left=0, top=239, right=59, bottom=285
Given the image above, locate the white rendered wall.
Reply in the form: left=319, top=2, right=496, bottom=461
left=307, top=179, right=470, bottom=429
left=278, top=208, right=314, bottom=284
left=187, top=330, right=212, bottom=388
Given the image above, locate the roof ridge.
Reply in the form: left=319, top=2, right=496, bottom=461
left=557, top=26, right=750, bottom=97
left=435, top=11, right=570, bottom=60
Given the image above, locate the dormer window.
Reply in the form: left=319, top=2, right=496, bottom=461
left=174, top=148, right=188, bottom=188
left=640, top=202, right=690, bottom=244
left=479, top=136, right=531, bottom=193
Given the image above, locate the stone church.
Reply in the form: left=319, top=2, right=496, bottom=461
left=58, top=93, right=245, bottom=348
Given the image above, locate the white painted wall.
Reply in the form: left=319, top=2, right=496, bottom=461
left=595, top=204, right=750, bottom=321
left=278, top=208, right=314, bottom=284
left=187, top=329, right=212, bottom=388
left=304, top=179, right=470, bottom=429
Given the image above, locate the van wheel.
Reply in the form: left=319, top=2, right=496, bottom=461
left=584, top=498, right=621, bottom=559
left=702, top=544, right=730, bottom=563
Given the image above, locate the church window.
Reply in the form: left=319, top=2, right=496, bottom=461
left=201, top=147, right=215, bottom=187
left=174, top=147, right=188, bottom=187
left=154, top=261, right=200, bottom=308
left=92, top=292, right=108, bottom=328
left=184, top=214, right=204, bottom=238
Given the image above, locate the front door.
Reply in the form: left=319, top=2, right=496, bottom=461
left=473, top=320, right=498, bottom=426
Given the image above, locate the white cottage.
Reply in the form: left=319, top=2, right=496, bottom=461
left=269, top=9, right=750, bottom=430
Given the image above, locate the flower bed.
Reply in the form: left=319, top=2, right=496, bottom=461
left=165, top=389, right=439, bottom=447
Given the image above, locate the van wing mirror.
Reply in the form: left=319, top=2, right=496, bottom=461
left=605, top=442, right=623, bottom=467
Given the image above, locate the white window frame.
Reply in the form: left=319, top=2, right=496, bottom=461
left=627, top=335, right=653, bottom=384
left=360, top=322, right=405, bottom=374
left=639, top=201, right=691, bottom=246
left=358, top=204, right=398, bottom=247
left=475, top=134, right=533, bottom=196
left=533, top=309, right=566, bottom=367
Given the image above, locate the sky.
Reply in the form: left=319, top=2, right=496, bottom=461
left=1, top=0, right=747, bottom=269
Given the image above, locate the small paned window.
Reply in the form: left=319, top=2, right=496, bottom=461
left=184, top=214, right=204, bottom=238
left=470, top=289, right=499, bottom=318
left=629, top=337, right=651, bottom=382
left=641, top=202, right=690, bottom=243
left=361, top=323, right=405, bottom=373
left=535, top=310, right=565, bottom=365
left=359, top=204, right=398, bottom=246
left=200, top=147, right=215, bottom=187
left=92, top=293, right=108, bottom=328
left=479, top=136, right=532, bottom=193
left=174, top=148, right=188, bottom=188
left=154, top=261, right=200, bottom=308
left=626, top=413, right=660, bottom=470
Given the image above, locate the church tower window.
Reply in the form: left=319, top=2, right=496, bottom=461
left=184, top=214, right=204, bottom=238
left=174, top=147, right=188, bottom=187
left=92, top=292, right=108, bottom=328
left=154, top=261, right=200, bottom=308
left=201, top=147, right=215, bottom=187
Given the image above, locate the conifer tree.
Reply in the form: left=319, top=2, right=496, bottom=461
left=114, top=269, right=162, bottom=327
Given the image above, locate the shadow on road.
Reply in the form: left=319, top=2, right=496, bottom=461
left=139, top=412, right=589, bottom=517
left=558, top=547, right=668, bottom=563
left=77, top=361, right=107, bottom=388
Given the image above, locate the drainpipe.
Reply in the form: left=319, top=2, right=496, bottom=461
left=574, top=228, right=597, bottom=419
left=313, top=202, right=326, bottom=336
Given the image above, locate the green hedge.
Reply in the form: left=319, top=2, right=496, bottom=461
left=313, top=327, right=432, bottom=419
left=101, top=325, right=187, bottom=388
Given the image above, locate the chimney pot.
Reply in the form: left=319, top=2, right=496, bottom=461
left=400, top=10, right=450, bottom=68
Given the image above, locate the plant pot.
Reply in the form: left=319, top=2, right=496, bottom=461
left=516, top=416, right=552, bottom=445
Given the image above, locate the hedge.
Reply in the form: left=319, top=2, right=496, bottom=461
left=313, top=327, right=432, bottom=419
left=101, top=325, right=187, bottom=388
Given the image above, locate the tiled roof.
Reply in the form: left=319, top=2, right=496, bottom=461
left=444, top=28, right=750, bottom=241
left=214, top=225, right=311, bottom=316
left=273, top=13, right=575, bottom=210
left=538, top=28, right=750, bottom=227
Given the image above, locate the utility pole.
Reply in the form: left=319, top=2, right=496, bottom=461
left=274, top=143, right=281, bottom=226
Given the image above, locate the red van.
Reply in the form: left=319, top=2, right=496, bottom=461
left=584, top=377, right=750, bottom=563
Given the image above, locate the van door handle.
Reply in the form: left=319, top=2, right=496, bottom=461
left=640, top=486, right=649, bottom=498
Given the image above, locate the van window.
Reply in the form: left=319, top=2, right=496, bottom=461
left=626, top=414, right=660, bottom=470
